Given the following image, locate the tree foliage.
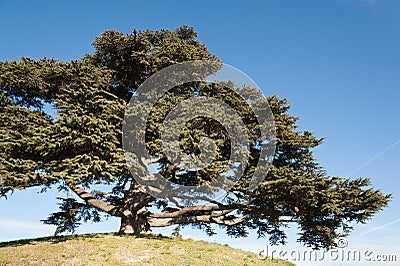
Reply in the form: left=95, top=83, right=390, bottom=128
left=0, top=26, right=391, bottom=249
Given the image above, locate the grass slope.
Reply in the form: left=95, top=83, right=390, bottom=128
left=0, top=233, right=294, bottom=266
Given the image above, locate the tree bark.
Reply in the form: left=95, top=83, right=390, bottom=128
left=118, top=209, right=150, bottom=235
left=119, top=212, right=134, bottom=234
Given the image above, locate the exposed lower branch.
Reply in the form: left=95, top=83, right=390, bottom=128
left=149, top=203, right=246, bottom=218
left=149, top=213, right=251, bottom=227
left=65, top=180, right=120, bottom=216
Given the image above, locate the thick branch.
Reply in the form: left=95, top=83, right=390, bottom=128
left=148, top=202, right=296, bottom=228
left=149, top=213, right=251, bottom=227
left=123, top=179, right=154, bottom=212
left=149, top=203, right=246, bottom=218
left=65, top=180, right=120, bottom=216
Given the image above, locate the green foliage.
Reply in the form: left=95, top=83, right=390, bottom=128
left=0, top=25, right=391, bottom=249
left=41, top=197, right=101, bottom=235
left=171, top=226, right=182, bottom=238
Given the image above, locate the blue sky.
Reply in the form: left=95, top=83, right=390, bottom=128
left=0, top=0, right=399, bottom=264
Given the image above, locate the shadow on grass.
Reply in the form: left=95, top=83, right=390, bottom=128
left=0, top=232, right=172, bottom=248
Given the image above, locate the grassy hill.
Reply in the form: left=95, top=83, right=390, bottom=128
left=0, top=233, right=294, bottom=265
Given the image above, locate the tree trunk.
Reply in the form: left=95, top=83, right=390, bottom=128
left=118, top=210, right=150, bottom=235
left=119, top=213, right=134, bottom=234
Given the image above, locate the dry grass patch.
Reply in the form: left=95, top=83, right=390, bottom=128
left=0, top=233, right=294, bottom=265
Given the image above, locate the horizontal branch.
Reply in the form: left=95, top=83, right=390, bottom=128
left=149, top=213, right=251, bottom=227
left=65, top=180, right=120, bottom=216
left=147, top=201, right=296, bottom=228
left=149, top=203, right=247, bottom=218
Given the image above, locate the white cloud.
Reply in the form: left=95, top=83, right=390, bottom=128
left=357, top=217, right=400, bottom=238
left=0, top=219, right=49, bottom=229
left=0, top=219, right=56, bottom=242
left=0, top=219, right=44, bottom=229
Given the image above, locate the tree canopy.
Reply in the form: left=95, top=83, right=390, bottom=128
left=0, top=26, right=391, bottom=249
